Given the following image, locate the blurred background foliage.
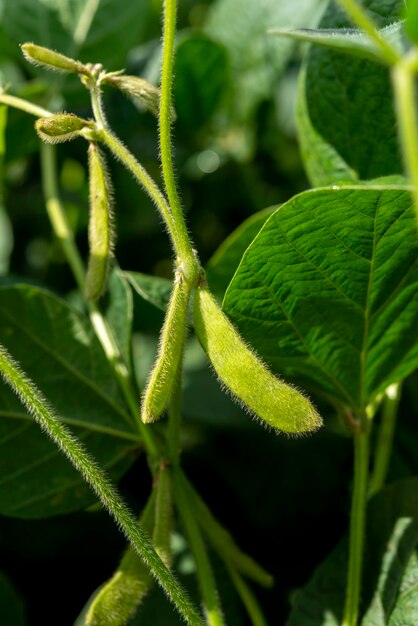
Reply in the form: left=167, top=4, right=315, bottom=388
left=0, top=0, right=411, bottom=624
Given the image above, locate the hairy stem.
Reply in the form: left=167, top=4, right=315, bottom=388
left=392, top=51, right=418, bottom=224
left=337, top=0, right=400, bottom=64
left=369, top=383, right=401, bottom=498
left=160, top=0, right=200, bottom=280
left=0, top=343, right=204, bottom=626
left=174, top=469, right=225, bottom=626
left=343, top=430, right=370, bottom=626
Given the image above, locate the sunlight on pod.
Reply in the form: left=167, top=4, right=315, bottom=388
left=141, top=274, right=190, bottom=424
left=21, top=43, right=87, bottom=74
left=193, top=286, right=322, bottom=435
left=86, top=493, right=156, bottom=626
left=85, top=143, right=115, bottom=301
left=103, top=73, right=176, bottom=121
left=35, top=113, right=89, bottom=144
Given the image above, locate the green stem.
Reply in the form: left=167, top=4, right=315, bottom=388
left=174, top=469, right=225, bottom=626
left=343, top=430, right=370, bottom=626
left=0, top=93, right=51, bottom=118
left=227, top=566, right=268, bottom=626
left=98, top=128, right=179, bottom=252
left=160, top=0, right=199, bottom=280
left=369, top=383, right=401, bottom=498
left=0, top=343, right=204, bottom=626
left=337, top=0, right=400, bottom=64
left=392, top=52, right=418, bottom=225
left=89, top=79, right=108, bottom=130
left=167, top=362, right=183, bottom=466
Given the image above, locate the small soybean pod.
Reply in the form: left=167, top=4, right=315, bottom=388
left=193, top=286, right=322, bottom=435
left=21, top=43, right=87, bottom=75
left=85, top=142, right=115, bottom=301
left=35, top=113, right=88, bottom=144
left=85, top=492, right=156, bottom=626
left=141, top=274, right=190, bottom=423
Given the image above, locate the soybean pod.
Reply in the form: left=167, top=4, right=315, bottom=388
left=85, top=142, right=114, bottom=300
left=193, top=286, right=322, bottom=435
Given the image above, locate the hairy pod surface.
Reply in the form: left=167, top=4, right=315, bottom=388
left=103, top=73, right=176, bottom=121
left=85, top=493, right=156, bottom=626
left=193, top=286, right=322, bottom=434
left=85, top=143, right=115, bottom=300
left=21, top=43, right=86, bottom=74
left=141, top=275, right=190, bottom=423
left=35, top=114, right=88, bottom=144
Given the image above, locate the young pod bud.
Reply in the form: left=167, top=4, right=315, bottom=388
left=141, top=275, right=190, bottom=423
left=86, top=493, right=156, bottom=626
left=193, top=286, right=322, bottom=435
left=103, top=73, right=176, bottom=121
left=85, top=143, right=115, bottom=301
left=21, top=43, right=87, bottom=75
left=35, top=113, right=88, bottom=144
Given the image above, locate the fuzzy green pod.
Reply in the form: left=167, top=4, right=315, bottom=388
left=21, top=43, right=86, bottom=74
left=193, top=286, right=322, bottom=434
left=141, top=275, right=190, bottom=423
left=103, top=73, right=176, bottom=121
left=85, top=493, right=156, bottom=626
left=85, top=143, right=115, bottom=301
left=35, top=114, right=88, bottom=144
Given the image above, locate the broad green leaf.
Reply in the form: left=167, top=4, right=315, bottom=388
left=0, top=284, right=140, bottom=518
left=286, top=478, right=418, bottom=626
left=174, top=34, right=230, bottom=132
left=105, top=266, right=133, bottom=369
left=223, top=186, right=418, bottom=413
left=302, top=0, right=404, bottom=180
left=125, top=271, right=172, bottom=313
left=271, top=21, right=406, bottom=64
left=0, top=572, right=26, bottom=626
left=296, top=69, right=357, bottom=187
left=206, top=207, right=275, bottom=298
left=0, top=0, right=153, bottom=70
left=406, top=0, right=418, bottom=43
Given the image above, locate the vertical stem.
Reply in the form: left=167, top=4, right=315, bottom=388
left=227, top=566, right=268, bottom=626
left=160, top=0, right=198, bottom=277
left=343, top=430, right=370, bottom=626
left=173, top=469, right=225, bottom=626
left=369, top=383, right=401, bottom=498
left=167, top=362, right=183, bottom=465
left=392, top=52, right=418, bottom=224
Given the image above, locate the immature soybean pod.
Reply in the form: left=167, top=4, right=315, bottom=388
left=193, top=286, right=322, bottom=434
left=85, top=142, right=114, bottom=300
left=141, top=273, right=190, bottom=423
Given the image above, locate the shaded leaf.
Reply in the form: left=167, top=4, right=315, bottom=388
left=0, top=284, right=140, bottom=518
left=301, top=0, right=404, bottom=180
left=223, top=186, right=418, bottom=412
left=0, top=572, right=26, bottom=626
left=105, top=265, right=133, bottom=369
left=125, top=271, right=172, bottom=313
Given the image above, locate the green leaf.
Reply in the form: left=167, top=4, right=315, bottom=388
left=125, top=271, right=172, bottom=313
left=270, top=21, right=406, bottom=64
left=0, top=0, right=153, bottom=70
left=223, top=186, right=418, bottom=412
left=204, top=0, right=328, bottom=123
left=105, top=266, right=133, bottom=369
left=0, top=284, right=140, bottom=518
left=296, top=68, right=357, bottom=187
left=301, top=0, right=404, bottom=180
left=174, top=34, right=230, bottom=132
left=0, top=572, right=26, bottom=626
left=286, top=478, right=418, bottom=626
left=405, top=0, right=418, bottom=44
left=206, top=207, right=275, bottom=299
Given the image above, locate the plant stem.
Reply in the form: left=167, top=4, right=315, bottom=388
left=98, top=128, right=179, bottom=251
left=227, top=566, right=268, bottom=626
left=0, top=93, right=51, bottom=118
left=167, top=362, right=183, bottom=465
left=337, top=0, right=400, bottom=64
left=160, top=0, right=200, bottom=281
left=392, top=51, right=418, bottom=224
left=0, top=343, right=204, bottom=626
left=174, top=469, right=225, bottom=626
left=343, top=429, right=370, bottom=626
left=369, top=383, right=401, bottom=498
left=40, top=138, right=159, bottom=458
